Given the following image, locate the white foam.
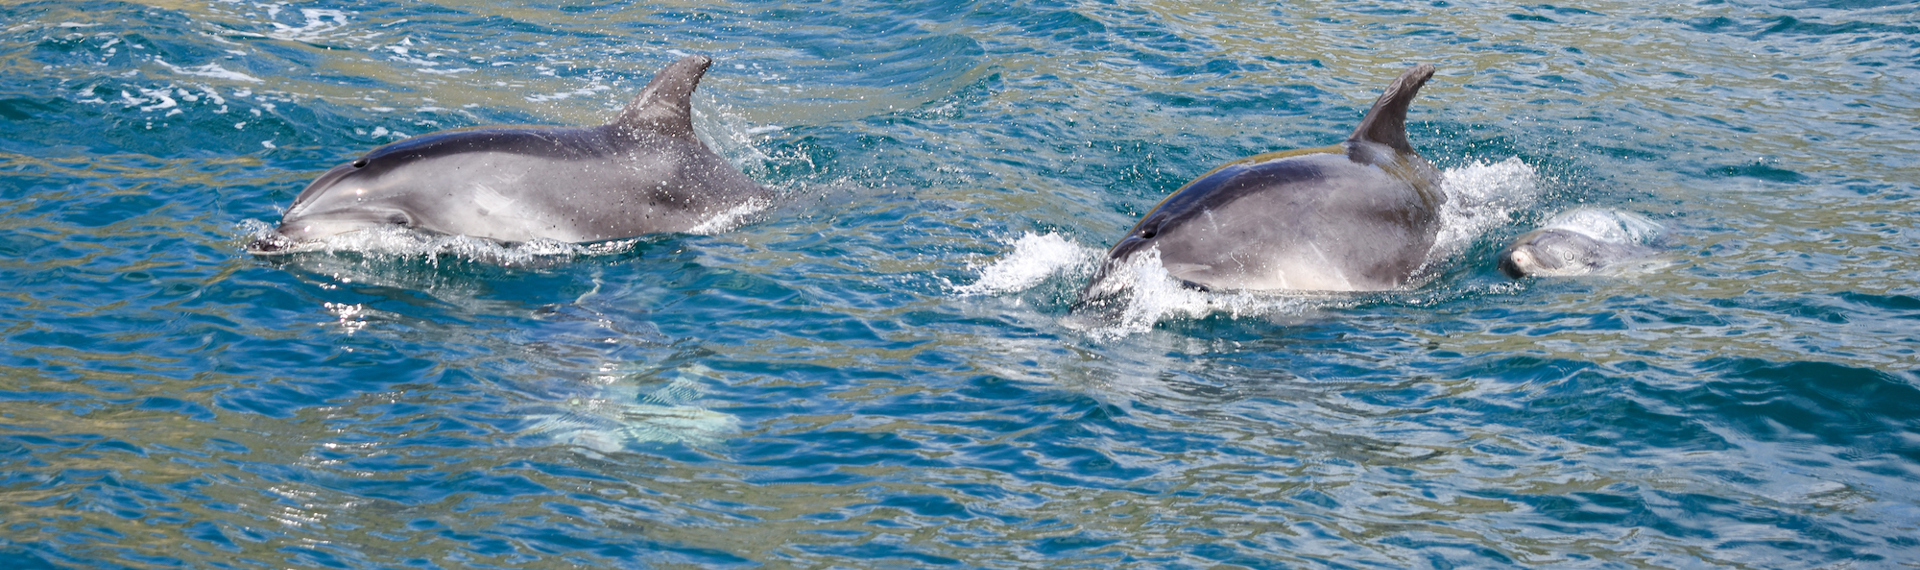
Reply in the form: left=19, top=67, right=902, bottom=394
left=155, top=58, right=262, bottom=83
left=955, top=232, right=1099, bottom=296
left=1072, top=247, right=1323, bottom=338
left=240, top=221, right=618, bottom=265
left=122, top=87, right=177, bottom=112
left=266, top=9, right=349, bottom=43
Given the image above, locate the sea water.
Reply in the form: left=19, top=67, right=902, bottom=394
left=2, top=0, right=1917, bottom=567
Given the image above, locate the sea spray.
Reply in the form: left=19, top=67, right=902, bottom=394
left=954, top=232, right=1099, bottom=296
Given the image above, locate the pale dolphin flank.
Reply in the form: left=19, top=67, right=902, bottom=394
left=1079, top=64, right=1444, bottom=305
left=249, top=55, right=768, bottom=253
left=1499, top=209, right=1665, bottom=278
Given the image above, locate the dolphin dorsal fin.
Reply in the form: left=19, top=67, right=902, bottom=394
left=1347, top=64, right=1435, bottom=154
left=613, top=54, right=712, bottom=137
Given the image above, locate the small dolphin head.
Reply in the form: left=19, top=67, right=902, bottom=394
left=1498, top=228, right=1622, bottom=278
left=249, top=154, right=426, bottom=253
left=1499, top=210, right=1666, bottom=278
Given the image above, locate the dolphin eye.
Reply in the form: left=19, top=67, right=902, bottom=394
left=352, top=159, right=369, bottom=168
left=388, top=213, right=411, bottom=226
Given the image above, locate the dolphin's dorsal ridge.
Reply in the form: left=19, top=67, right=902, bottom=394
left=1347, top=64, right=1435, bottom=154
left=614, top=54, right=712, bottom=136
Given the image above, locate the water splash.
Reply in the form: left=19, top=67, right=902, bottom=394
left=238, top=219, right=633, bottom=266
left=1426, top=157, right=1543, bottom=270
left=954, top=232, right=1099, bottom=296
left=1068, top=247, right=1327, bottom=337
left=686, top=197, right=773, bottom=235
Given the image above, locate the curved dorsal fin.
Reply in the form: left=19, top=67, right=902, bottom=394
left=612, top=54, right=712, bottom=136
left=1347, top=64, right=1435, bottom=154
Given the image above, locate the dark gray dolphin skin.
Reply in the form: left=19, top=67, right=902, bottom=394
left=1079, top=64, right=1443, bottom=303
left=249, top=54, right=768, bottom=253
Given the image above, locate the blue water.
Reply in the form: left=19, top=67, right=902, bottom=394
left=4, top=0, right=1919, bottom=567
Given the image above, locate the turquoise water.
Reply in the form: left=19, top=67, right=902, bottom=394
left=4, top=0, right=1919, bottom=567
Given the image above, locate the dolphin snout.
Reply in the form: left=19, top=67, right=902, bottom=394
left=245, top=222, right=312, bottom=255
left=246, top=232, right=294, bottom=254
left=1499, top=249, right=1537, bottom=278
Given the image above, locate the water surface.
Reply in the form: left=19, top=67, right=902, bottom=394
left=3, top=0, right=1918, bottom=567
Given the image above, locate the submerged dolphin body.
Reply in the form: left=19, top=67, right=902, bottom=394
left=250, top=55, right=768, bottom=253
left=1079, top=64, right=1444, bottom=305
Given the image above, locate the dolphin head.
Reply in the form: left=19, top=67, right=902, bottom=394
left=1498, top=228, right=1606, bottom=278
left=1499, top=209, right=1667, bottom=279
left=248, top=152, right=430, bottom=253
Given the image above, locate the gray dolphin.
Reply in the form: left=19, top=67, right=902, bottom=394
left=250, top=54, right=768, bottom=253
left=1498, top=209, right=1664, bottom=278
left=1079, top=64, right=1444, bottom=304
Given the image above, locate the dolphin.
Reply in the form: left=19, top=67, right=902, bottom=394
left=1079, top=64, right=1444, bottom=304
left=1498, top=209, right=1664, bottom=278
left=249, top=54, right=769, bottom=253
